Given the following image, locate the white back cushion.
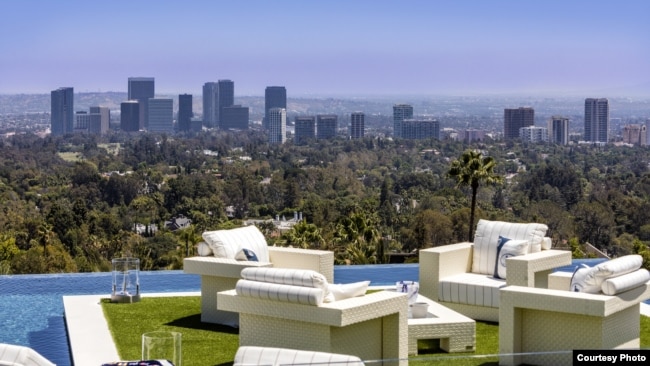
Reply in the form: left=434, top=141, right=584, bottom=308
left=471, top=220, right=548, bottom=275
left=202, top=225, right=269, bottom=262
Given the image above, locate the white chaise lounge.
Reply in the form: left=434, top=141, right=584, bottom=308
left=184, top=225, right=334, bottom=326
left=419, top=219, right=572, bottom=322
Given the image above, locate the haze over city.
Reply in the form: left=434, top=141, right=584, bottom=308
left=1, top=0, right=649, bottom=97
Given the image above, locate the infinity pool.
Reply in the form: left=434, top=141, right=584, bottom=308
left=0, top=264, right=419, bottom=366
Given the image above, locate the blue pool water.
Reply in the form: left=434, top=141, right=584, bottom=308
left=0, top=260, right=642, bottom=365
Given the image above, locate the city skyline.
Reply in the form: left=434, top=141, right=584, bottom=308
left=1, top=0, right=649, bottom=97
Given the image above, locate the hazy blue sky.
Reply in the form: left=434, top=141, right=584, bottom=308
left=1, top=0, right=648, bottom=96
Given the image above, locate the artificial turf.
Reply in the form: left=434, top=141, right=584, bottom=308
left=102, top=296, right=650, bottom=366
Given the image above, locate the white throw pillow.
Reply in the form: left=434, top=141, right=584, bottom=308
left=592, top=254, right=643, bottom=281
left=471, top=219, right=548, bottom=276
left=327, top=281, right=371, bottom=301
left=202, top=225, right=269, bottom=262
left=570, top=264, right=601, bottom=293
left=493, top=236, right=529, bottom=279
left=196, top=241, right=212, bottom=256
left=601, top=269, right=650, bottom=295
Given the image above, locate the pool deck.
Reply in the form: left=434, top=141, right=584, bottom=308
left=64, top=292, right=650, bottom=365
left=63, top=292, right=200, bottom=366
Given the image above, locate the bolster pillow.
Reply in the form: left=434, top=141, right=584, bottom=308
left=235, top=279, right=324, bottom=305
left=601, top=268, right=650, bottom=296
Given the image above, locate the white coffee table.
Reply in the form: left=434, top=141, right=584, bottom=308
left=407, top=294, right=476, bottom=355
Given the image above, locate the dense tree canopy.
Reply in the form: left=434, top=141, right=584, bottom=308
left=1, top=131, right=650, bottom=274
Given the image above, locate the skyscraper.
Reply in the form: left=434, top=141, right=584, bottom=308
left=268, top=108, right=286, bottom=144
left=317, top=115, right=338, bottom=139
left=504, top=107, right=534, bottom=140
left=89, top=106, right=110, bottom=134
left=202, top=82, right=218, bottom=128
left=584, top=98, right=609, bottom=143
left=549, top=116, right=569, bottom=145
left=217, top=79, right=235, bottom=129
left=350, top=112, right=365, bottom=139
left=128, top=77, right=155, bottom=129
left=265, top=86, right=287, bottom=130
left=622, top=124, right=646, bottom=146
left=120, top=101, right=140, bottom=132
left=51, top=87, right=74, bottom=136
left=402, top=119, right=440, bottom=140
left=221, top=105, right=249, bottom=130
left=393, top=104, right=413, bottom=138
left=178, top=94, right=193, bottom=132
left=147, top=98, right=173, bottom=133
left=295, top=116, right=316, bottom=144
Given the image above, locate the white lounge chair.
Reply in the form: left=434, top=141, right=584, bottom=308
left=184, top=225, right=334, bottom=326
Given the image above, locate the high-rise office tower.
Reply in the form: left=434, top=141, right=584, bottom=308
left=128, top=77, right=155, bottom=129
left=393, top=104, right=413, bottom=138
left=316, top=114, right=338, bottom=139
left=265, top=86, right=287, bottom=130
left=350, top=112, right=365, bottom=139
left=549, top=116, right=569, bottom=145
left=120, top=101, right=140, bottom=132
left=622, top=124, right=646, bottom=146
left=221, top=105, right=249, bottom=130
left=402, top=119, right=440, bottom=140
left=202, top=82, right=218, bottom=128
left=147, top=98, right=173, bottom=133
left=51, top=87, right=74, bottom=136
left=89, top=106, right=110, bottom=134
left=178, top=94, right=193, bottom=132
left=268, top=108, right=286, bottom=144
left=584, top=98, right=609, bottom=143
left=504, top=107, right=534, bottom=140
left=217, top=80, right=235, bottom=129
left=74, top=111, right=89, bottom=132
left=295, top=116, right=316, bottom=144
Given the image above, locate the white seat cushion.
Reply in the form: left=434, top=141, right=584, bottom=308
left=439, top=273, right=506, bottom=308
left=471, top=220, right=548, bottom=276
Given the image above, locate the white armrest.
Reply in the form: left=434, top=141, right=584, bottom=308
left=183, top=257, right=272, bottom=278
left=548, top=271, right=572, bottom=290
left=419, top=242, right=473, bottom=300
left=506, top=249, right=572, bottom=288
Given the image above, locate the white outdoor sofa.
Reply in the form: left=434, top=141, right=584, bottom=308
left=184, top=225, right=334, bottom=326
left=419, top=219, right=572, bottom=322
left=499, top=264, right=650, bottom=366
left=218, top=268, right=408, bottom=365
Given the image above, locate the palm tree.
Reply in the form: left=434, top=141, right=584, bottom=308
left=447, top=150, right=503, bottom=242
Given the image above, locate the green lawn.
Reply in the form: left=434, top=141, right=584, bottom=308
left=102, top=296, right=650, bottom=366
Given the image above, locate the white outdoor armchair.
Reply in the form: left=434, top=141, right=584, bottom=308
left=419, top=219, right=572, bottom=322
left=184, top=225, right=333, bottom=326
